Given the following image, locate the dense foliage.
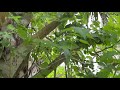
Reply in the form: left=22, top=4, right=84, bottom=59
left=0, top=12, right=120, bottom=78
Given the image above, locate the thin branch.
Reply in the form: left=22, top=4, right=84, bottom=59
left=54, top=68, right=56, bottom=78
left=95, top=39, right=120, bottom=54
left=114, top=48, right=120, bottom=54
left=28, top=59, right=36, bottom=77
left=113, top=69, right=117, bottom=78
left=45, top=37, right=53, bottom=42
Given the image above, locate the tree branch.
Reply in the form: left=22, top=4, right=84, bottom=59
left=32, top=21, right=60, bottom=39
left=32, top=53, right=65, bottom=78
left=0, top=20, right=60, bottom=78
left=13, top=21, right=60, bottom=77
left=32, top=47, right=82, bottom=78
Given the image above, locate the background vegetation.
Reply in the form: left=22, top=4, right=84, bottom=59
left=0, top=12, right=120, bottom=78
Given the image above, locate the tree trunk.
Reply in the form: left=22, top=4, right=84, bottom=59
left=0, top=12, right=60, bottom=78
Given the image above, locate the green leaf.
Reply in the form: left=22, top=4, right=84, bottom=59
left=86, top=56, right=92, bottom=61
left=76, top=73, right=84, bottom=76
left=10, top=16, right=21, bottom=23
left=2, top=40, right=10, bottom=47
left=73, top=27, right=89, bottom=39
left=17, top=28, right=27, bottom=39
left=40, top=62, right=49, bottom=68
left=80, top=39, right=89, bottom=45
left=96, top=69, right=110, bottom=78
left=64, top=49, right=71, bottom=64
left=59, top=41, right=78, bottom=50
left=7, top=24, right=15, bottom=31
left=87, top=34, right=94, bottom=39
left=84, top=68, right=95, bottom=78
left=2, top=32, right=11, bottom=39
left=100, top=51, right=117, bottom=63
left=92, top=21, right=100, bottom=27
left=73, top=66, right=79, bottom=72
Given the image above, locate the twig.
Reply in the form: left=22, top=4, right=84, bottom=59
left=95, top=39, right=120, bottom=54
left=113, top=69, right=117, bottom=78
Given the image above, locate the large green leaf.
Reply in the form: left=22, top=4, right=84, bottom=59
left=17, top=28, right=28, bottom=39
left=73, top=27, right=89, bottom=39
left=79, top=39, right=90, bottom=45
